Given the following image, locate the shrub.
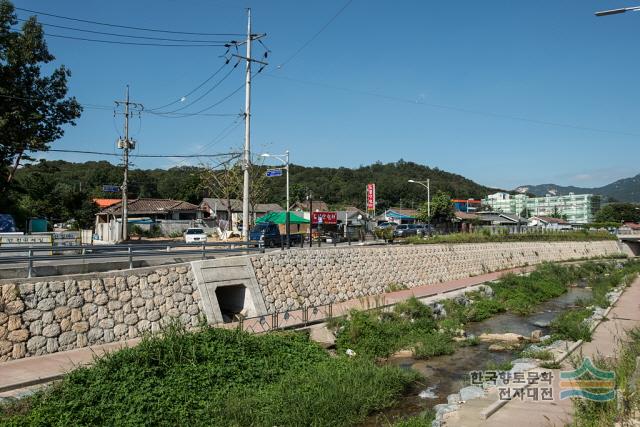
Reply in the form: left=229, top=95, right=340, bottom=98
left=393, top=409, right=436, bottom=427
left=413, top=332, right=455, bottom=359
left=550, top=308, right=593, bottom=342
left=0, top=326, right=417, bottom=427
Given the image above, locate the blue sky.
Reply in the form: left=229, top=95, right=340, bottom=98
left=14, top=0, right=640, bottom=190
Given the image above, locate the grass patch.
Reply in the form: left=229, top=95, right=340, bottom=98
left=571, top=328, right=640, bottom=426
left=484, top=359, right=513, bottom=371
left=539, top=360, right=562, bottom=370
left=393, top=409, right=436, bottom=427
left=414, top=331, right=455, bottom=359
left=521, top=348, right=554, bottom=361
left=550, top=308, right=593, bottom=342
left=0, top=326, right=417, bottom=427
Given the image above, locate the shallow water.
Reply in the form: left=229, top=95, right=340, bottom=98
left=362, top=287, right=591, bottom=426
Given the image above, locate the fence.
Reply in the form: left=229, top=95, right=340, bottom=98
left=0, top=241, right=264, bottom=278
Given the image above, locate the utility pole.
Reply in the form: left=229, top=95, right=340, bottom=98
left=115, top=86, right=143, bottom=242
left=236, top=8, right=267, bottom=241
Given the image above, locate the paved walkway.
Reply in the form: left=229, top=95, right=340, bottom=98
left=0, top=267, right=532, bottom=395
left=449, top=276, right=640, bottom=427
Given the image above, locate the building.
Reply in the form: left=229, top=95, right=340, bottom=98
left=452, top=199, right=482, bottom=213
left=376, top=208, right=417, bottom=225
left=200, top=198, right=283, bottom=229
left=482, top=192, right=599, bottom=224
left=95, top=198, right=203, bottom=242
left=528, top=216, right=573, bottom=230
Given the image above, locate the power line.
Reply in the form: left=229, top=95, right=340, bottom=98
left=152, top=60, right=241, bottom=114
left=265, top=73, right=640, bottom=138
left=147, top=61, right=230, bottom=111
left=0, top=94, right=240, bottom=117
left=15, top=18, right=236, bottom=43
left=278, top=0, right=353, bottom=68
left=44, top=32, right=229, bottom=47
left=45, top=149, right=241, bottom=158
left=167, top=119, right=243, bottom=168
left=15, top=7, right=244, bottom=36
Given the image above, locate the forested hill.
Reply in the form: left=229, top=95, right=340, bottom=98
left=4, top=159, right=500, bottom=225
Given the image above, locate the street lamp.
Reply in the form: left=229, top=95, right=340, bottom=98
left=595, top=6, right=640, bottom=16
left=408, top=179, right=430, bottom=218
left=260, top=151, right=290, bottom=248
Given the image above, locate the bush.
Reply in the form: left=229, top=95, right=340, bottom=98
left=393, top=409, right=436, bottom=427
left=550, top=308, right=593, bottom=342
left=0, top=326, right=416, bottom=427
left=413, top=332, right=455, bottom=359
left=464, top=298, right=505, bottom=322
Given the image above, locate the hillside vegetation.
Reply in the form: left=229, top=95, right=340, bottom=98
left=2, top=159, right=499, bottom=227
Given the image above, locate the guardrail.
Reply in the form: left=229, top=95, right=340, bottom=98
left=0, top=241, right=264, bottom=278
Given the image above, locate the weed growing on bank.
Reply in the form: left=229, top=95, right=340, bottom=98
left=393, top=409, right=436, bottom=427
left=0, top=326, right=417, bottom=427
left=404, top=230, right=617, bottom=245
left=571, top=328, right=640, bottom=427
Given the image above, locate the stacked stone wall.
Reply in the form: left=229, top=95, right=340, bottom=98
left=250, top=241, right=621, bottom=313
left=0, top=264, right=202, bottom=362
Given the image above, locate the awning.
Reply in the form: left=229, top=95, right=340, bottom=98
left=255, top=211, right=309, bottom=225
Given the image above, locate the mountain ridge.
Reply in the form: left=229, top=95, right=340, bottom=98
left=515, top=174, right=640, bottom=203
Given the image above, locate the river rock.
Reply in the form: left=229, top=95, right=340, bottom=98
left=479, top=333, right=527, bottom=343
left=532, top=319, right=551, bottom=328
left=308, top=325, right=336, bottom=349
left=418, top=387, right=437, bottom=399
left=530, top=330, right=543, bottom=342
left=459, top=385, right=485, bottom=401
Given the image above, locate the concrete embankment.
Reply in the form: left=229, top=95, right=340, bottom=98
left=0, top=241, right=621, bottom=362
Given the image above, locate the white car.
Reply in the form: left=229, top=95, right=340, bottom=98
left=184, top=228, right=208, bottom=243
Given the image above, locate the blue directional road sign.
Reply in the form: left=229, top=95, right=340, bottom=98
left=102, top=185, right=121, bottom=193
left=265, top=169, right=283, bottom=177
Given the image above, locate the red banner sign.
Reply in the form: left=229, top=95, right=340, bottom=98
left=366, top=183, right=376, bottom=210
left=312, top=211, right=337, bottom=225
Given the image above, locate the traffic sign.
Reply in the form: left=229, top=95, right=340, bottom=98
left=102, top=185, right=121, bottom=193
left=265, top=169, right=283, bottom=177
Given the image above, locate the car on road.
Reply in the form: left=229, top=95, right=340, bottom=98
left=414, top=224, right=434, bottom=236
left=392, top=224, right=420, bottom=238
left=250, top=222, right=304, bottom=247
left=184, top=228, right=208, bottom=243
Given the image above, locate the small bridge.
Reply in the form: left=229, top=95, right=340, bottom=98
left=617, top=229, right=640, bottom=256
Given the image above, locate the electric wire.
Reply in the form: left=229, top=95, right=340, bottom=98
left=278, top=0, right=353, bottom=68
left=152, top=60, right=241, bottom=114
left=147, top=61, right=229, bottom=111
left=265, top=73, right=640, bottom=138
left=15, top=7, right=244, bottom=36
left=43, top=32, right=229, bottom=47
left=45, top=149, right=240, bottom=158
left=15, top=18, right=236, bottom=43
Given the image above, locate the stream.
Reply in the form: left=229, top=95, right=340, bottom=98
left=363, top=287, right=592, bottom=425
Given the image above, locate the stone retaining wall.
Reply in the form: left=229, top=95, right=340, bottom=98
left=0, top=264, right=202, bottom=362
left=250, top=241, right=621, bottom=313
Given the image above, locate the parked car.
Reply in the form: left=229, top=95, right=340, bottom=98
left=184, top=227, right=208, bottom=243
left=376, top=222, right=397, bottom=229
left=393, top=224, right=419, bottom=238
left=249, top=222, right=303, bottom=247
left=414, top=224, right=434, bottom=236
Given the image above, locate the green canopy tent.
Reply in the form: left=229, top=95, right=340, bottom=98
left=255, top=211, right=309, bottom=224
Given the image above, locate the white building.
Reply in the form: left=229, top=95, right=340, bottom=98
left=483, top=192, right=599, bottom=224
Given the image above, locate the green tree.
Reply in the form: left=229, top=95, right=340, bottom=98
left=417, top=191, right=454, bottom=224
left=595, top=203, right=640, bottom=223
left=0, top=1, right=82, bottom=193
left=520, top=207, right=532, bottom=218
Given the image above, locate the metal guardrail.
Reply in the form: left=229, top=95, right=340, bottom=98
left=0, top=241, right=264, bottom=278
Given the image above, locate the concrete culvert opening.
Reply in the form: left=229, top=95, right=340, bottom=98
left=215, top=285, right=253, bottom=323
